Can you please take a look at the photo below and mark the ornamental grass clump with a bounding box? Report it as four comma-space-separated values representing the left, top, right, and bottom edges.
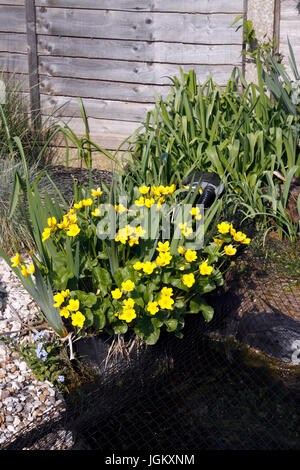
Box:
2, 162, 251, 346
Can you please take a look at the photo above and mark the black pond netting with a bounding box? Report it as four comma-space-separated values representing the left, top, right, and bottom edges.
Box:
2, 241, 300, 451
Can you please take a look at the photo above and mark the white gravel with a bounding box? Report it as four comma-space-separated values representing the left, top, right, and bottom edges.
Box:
0, 257, 72, 450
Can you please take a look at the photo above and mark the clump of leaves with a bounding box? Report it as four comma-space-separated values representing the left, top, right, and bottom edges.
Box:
1, 331, 68, 391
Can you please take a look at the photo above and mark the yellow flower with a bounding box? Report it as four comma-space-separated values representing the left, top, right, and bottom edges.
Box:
27, 263, 35, 275
157, 241, 170, 253
233, 231, 246, 242
133, 261, 144, 271
20, 265, 28, 278
150, 186, 161, 197
118, 309, 136, 323
42, 227, 52, 242
240, 237, 251, 244
189, 207, 202, 220
147, 301, 159, 315
114, 204, 127, 213
161, 287, 173, 297
166, 184, 176, 195
224, 244, 237, 256
66, 224, 81, 237
135, 196, 145, 207
66, 298, 80, 312
182, 273, 195, 288
142, 261, 156, 275
213, 238, 224, 247
53, 292, 65, 308
217, 222, 230, 234
184, 249, 197, 263
199, 188, 203, 195
82, 198, 93, 207
139, 185, 150, 195
123, 298, 135, 310
121, 279, 135, 292
111, 288, 123, 300
179, 223, 193, 237
74, 200, 84, 210
178, 246, 185, 255
144, 197, 155, 208
155, 196, 165, 210
229, 224, 236, 236
61, 289, 70, 299
11, 253, 21, 267
68, 212, 78, 224
47, 217, 57, 229
59, 307, 70, 319
135, 225, 147, 238
91, 208, 101, 217
199, 261, 213, 276
71, 311, 86, 328
57, 216, 70, 229
91, 188, 103, 197
128, 236, 139, 246
156, 252, 172, 267
158, 295, 174, 310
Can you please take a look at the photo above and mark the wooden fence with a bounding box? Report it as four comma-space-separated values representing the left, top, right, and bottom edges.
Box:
0, 0, 293, 169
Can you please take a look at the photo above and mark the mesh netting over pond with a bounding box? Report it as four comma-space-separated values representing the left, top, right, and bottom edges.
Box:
2, 240, 300, 451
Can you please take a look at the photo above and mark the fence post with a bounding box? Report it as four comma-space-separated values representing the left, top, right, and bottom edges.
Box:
273, 0, 281, 57
25, 0, 41, 130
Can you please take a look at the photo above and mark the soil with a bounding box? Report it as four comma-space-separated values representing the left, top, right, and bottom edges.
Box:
47, 165, 113, 204
222, 238, 300, 323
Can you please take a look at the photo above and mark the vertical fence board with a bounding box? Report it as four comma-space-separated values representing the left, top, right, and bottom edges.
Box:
25, 0, 41, 128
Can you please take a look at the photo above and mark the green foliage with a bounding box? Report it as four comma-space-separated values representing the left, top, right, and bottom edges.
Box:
1, 333, 67, 390
123, 65, 299, 241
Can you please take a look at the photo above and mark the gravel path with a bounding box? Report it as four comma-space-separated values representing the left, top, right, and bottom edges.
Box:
0, 258, 70, 450
0, 166, 114, 449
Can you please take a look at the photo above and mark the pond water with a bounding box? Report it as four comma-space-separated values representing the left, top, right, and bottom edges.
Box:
68, 323, 300, 451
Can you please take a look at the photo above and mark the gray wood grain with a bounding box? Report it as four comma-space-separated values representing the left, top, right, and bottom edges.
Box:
0, 52, 28, 73
0, 5, 26, 33
37, 35, 242, 65
39, 76, 170, 103
39, 56, 236, 85
40, 94, 154, 122
0, 32, 27, 53
36, 9, 242, 44
35, 0, 243, 14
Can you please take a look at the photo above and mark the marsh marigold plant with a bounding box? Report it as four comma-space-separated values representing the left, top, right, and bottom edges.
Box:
7, 181, 250, 345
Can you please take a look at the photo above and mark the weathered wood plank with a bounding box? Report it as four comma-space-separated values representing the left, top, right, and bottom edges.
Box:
44, 115, 140, 149
0, 32, 27, 53
35, 0, 243, 14
37, 35, 242, 65
47, 145, 125, 171
0, 52, 28, 73
0, 6, 26, 33
36, 9, 242, 44
280, 21, 300, 44
26, 0, 41, 128
40, 95, 154, 122
39, 56, 236, 86
0, 72, 29, 91
40, 76, 170, 103
0, 1, 24, 5
279, 0, 300, 20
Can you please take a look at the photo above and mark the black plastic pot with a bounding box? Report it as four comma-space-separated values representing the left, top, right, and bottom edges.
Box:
182, 171, 225, 208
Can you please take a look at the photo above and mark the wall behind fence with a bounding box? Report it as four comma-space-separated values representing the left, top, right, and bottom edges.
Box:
0, 0, 246, 168
279, 0, 300, 72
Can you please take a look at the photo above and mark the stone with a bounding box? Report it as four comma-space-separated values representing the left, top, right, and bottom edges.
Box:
0, 341, 7, 361
13, 416, 21, 427
18, 361, 27, 372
